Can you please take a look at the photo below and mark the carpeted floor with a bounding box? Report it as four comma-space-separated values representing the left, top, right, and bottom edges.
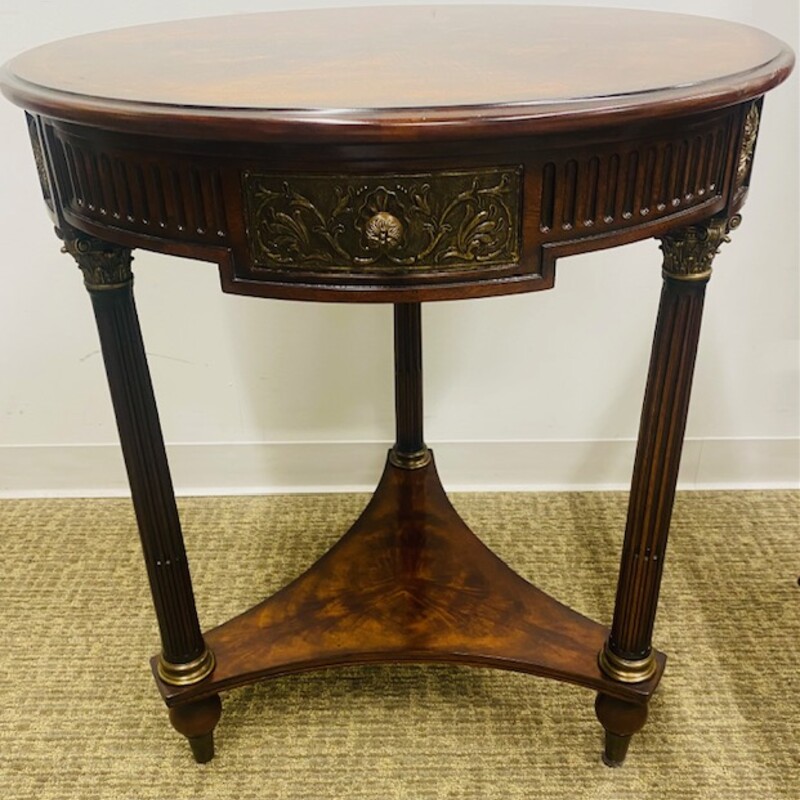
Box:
1, 490, 798, 799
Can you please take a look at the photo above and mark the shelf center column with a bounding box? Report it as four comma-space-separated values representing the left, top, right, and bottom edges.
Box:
390, 303, 431, 469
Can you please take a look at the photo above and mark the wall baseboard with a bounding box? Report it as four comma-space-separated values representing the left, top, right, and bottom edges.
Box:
0, 438, 797, 498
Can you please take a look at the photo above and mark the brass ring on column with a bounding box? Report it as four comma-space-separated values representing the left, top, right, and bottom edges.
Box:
598, 646, 657, 684
157, 648, 216, 686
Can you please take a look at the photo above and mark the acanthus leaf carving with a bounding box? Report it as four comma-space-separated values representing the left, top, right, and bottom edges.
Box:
657, 214, 742, 281
244, 168, 521, 273
57, 227, 134, 289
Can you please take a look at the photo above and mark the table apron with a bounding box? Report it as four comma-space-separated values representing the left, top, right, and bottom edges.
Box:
29, 102, 758, 302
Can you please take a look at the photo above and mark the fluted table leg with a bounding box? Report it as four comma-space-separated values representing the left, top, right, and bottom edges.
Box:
59, 227, 218, 761
596, 214, 741, 765
390, 302, 430, 469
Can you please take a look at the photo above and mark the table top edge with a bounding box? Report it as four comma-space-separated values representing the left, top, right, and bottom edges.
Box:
1, 48, 794, 144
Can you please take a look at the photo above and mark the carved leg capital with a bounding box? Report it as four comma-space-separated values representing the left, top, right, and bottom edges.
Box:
657, 213, 741, 282
56, 226, 133, 290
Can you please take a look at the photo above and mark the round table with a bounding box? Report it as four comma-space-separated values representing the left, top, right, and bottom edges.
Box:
1, 5, 793, 768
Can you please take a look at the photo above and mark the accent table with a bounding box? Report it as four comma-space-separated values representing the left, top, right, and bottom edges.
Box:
1, 5, 793, 767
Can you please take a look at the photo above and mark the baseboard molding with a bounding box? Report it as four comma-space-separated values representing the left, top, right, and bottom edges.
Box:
0, 438, 797, 498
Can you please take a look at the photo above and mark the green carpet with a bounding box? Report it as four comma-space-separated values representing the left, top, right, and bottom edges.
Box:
1, 490, 798, 799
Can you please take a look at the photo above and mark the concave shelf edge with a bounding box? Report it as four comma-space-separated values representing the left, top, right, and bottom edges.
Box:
151, 454, 666, 707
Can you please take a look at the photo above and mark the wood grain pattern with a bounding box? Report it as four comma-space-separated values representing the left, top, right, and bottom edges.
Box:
0, 8, 792, 142
153, 455, 665, 708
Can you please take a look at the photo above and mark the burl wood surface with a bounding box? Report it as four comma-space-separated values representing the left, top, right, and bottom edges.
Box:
1, 7, 792, 140
153, 455, 664, 708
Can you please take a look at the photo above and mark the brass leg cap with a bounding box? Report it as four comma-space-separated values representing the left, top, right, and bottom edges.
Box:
158, 648, 216, 686
598, 646, 657, 684
389, 446, 431, 470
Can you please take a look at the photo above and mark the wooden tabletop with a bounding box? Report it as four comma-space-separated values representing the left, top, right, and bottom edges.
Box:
1, 6, 793, 141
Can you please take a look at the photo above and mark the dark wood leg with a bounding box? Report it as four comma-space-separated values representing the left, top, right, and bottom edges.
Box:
595, 694, 648, 767
390, 302, 430, 469
59, 228, 216, 753
597, 214, 741, 763
169, 695, 222, 764
601, 273, 709, 682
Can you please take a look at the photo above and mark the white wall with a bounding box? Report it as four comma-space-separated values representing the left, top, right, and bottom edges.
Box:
0, 0, 797, 495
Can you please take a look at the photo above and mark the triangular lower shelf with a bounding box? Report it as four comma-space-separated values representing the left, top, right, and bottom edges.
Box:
154, 453, 664, 706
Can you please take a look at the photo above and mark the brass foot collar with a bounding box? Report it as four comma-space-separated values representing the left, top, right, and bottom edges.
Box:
158, 647, 216, 686
389, 446, 431, 470
598, 646, 657, 684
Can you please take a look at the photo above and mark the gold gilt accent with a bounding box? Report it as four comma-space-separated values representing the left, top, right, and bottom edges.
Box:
658, 214, 742, 282
389, 446, 432, 470
365, 211, 404, 250
157, 648, 216, 687
736, 102, 760, 188
598, 647, 657, 684
57, 228, 134, 290
243, 167, 521, 273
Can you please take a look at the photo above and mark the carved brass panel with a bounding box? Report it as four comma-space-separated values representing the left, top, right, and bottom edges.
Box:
243, 168, 522, 273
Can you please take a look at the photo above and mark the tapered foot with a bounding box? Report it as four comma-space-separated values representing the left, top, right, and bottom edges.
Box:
168, 694, 222, 763
595, 693, 648, 768
602, 732, 632, 768
187, 731, 215, 764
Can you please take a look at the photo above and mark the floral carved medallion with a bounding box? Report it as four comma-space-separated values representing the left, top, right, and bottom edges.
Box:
243, 167, 522, 273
